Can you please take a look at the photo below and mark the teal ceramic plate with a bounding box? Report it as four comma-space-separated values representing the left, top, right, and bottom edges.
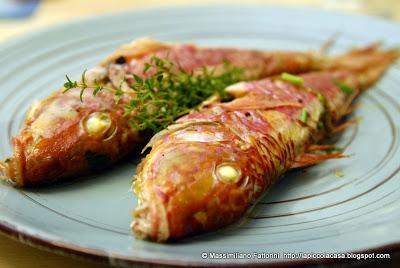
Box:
0, 5, 399, 267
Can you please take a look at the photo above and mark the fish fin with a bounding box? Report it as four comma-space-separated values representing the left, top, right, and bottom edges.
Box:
101, 38, 167, 66
222, 94, 303, 111
306, 144, 337, 151
225, 82, 251, 98
198, 94, 221, 109
332, 117, 360, 134
329, 44, 399, 90
319, 32, 339, 54
343, 103, 361, 116
291, 152, 349, 168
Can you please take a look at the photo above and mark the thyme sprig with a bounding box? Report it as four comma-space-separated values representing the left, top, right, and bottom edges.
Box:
64, 70, 105, 102
63, 56, 244, 132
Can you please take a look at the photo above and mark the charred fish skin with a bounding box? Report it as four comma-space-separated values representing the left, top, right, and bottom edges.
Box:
0, 38, 326, 187
131, 46, 398, 242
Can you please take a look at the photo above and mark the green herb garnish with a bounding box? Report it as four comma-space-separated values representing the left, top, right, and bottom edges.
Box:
300, 108, 309, 123
92, 80, 104, 96
334, 79, 353, 96
63, 75, 77, 91
4, 158, 11, 163
64, 57, 244, 132
125, 58, 242, 132
281, 72, 304, 86
63, 70, 88, 102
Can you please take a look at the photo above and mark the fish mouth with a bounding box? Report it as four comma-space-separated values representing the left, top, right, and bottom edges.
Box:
131, 198, 170, 242
0, 138, 26, 187
131, 202, 153, 240
0, 158, 23, 187
131, 169, 170, 242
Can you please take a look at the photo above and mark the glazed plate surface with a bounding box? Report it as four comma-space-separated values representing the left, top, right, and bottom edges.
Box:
0, 5, 399, 266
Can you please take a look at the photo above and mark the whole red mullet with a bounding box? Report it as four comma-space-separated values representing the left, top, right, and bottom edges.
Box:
132, 45, 398, 242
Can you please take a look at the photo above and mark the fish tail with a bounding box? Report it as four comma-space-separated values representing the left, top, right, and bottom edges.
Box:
330, 44, 399, 91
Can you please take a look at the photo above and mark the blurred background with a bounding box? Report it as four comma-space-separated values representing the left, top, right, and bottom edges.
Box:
1, 0, 400, 42
0, 1, 399, 268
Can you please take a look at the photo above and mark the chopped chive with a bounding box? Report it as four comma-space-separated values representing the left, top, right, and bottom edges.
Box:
334, 79, 353, 96
281, 72, 304, 86
300, 108, 309, 123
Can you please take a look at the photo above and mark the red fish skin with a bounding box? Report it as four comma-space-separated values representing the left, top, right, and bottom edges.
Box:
132, 47, 399, 241
106, 39, 323, 86
1, 39, 325, 187
133, 78, 322, 241
109, 44, 322, 89
7, 89, 140, 186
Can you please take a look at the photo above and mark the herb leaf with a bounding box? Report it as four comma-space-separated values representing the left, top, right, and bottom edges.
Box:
334, 79, 353, 96
93, 80, 104, 96
63, 75, 77, 91
122, 56, 244, 132
281, 72, 304, 86
63, 56, 245, 133
300, 108, 309, 123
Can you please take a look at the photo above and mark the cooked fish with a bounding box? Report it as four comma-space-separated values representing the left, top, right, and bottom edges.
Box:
132, 45, 398, 241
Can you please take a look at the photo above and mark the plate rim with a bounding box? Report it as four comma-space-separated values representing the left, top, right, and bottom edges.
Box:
1, 220, 399, 267
1, 3, 399, 48
1, 4, 400, 267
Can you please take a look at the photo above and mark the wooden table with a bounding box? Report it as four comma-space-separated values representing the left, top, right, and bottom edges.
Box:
0, 1, 399, 267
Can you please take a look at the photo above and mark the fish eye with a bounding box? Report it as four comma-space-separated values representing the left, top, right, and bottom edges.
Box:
215, 163, 241, 183
82, 112, 117, 140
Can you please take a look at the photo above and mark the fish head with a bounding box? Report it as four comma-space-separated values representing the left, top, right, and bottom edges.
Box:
1, 88, 137, 186
132, 121, 259, 241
